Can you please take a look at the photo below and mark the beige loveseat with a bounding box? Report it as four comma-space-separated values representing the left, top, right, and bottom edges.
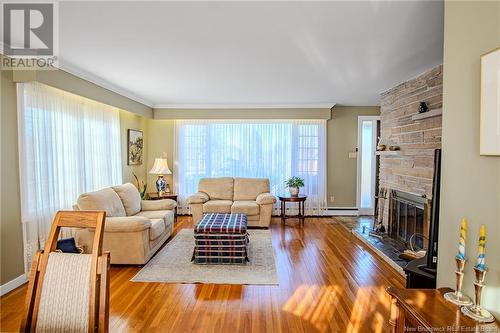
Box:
74, 183, 176, 264
186, 177, 276, 228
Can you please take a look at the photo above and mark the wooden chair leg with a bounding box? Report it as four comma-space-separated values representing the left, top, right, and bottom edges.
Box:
98, 252, 110, 333
20, 250, 43, 333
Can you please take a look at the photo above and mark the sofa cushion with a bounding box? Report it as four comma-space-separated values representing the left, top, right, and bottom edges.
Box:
231, 201, 260, 216
77, 188, 126, 217
149, 218, 166, 240
135, 210, 174, 226
199, 177, 234, 200
202, 200, 233, 213
234, 178, 270, 201
112, 183, 141, 216
141, 199, 176, 211
104, 216, 151, 233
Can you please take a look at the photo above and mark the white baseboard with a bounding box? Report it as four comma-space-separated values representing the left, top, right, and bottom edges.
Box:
1, 274, 27, 296
324, 208, 359, 216
270, 211, 359, 217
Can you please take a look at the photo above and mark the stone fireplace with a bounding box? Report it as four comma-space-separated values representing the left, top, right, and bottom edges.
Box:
378, 65, 443, 242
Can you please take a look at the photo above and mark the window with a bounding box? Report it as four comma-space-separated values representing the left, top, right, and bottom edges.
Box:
174, 119, 327, 214
17, 82, 122, 273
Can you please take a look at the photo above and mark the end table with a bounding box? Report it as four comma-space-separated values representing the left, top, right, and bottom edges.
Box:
278, 194, 307, 227
147, 192, 178, 222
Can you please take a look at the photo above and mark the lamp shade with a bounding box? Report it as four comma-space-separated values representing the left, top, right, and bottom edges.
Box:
149, 158, 172, 175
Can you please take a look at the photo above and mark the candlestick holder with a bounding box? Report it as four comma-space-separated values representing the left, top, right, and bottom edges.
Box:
444, 257, 472, 306
461, 267, 495, 323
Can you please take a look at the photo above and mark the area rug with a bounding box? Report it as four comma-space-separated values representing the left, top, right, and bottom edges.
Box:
131, 229, 279, 285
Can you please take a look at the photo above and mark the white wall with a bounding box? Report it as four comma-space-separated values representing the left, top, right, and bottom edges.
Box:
438, 0, 500, 318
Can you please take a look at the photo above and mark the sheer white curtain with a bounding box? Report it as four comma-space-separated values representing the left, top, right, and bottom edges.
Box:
17, 82, 122, 273
174, 119, 327, 215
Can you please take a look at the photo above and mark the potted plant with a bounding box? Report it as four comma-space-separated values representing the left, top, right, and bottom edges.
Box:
285, 176, 304, 196
133, 173, 148, 199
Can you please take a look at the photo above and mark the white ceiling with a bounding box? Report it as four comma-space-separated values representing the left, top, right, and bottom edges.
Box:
56, 1, 444, 108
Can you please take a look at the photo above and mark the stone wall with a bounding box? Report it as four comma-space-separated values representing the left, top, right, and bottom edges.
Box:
378, 65, 442, 226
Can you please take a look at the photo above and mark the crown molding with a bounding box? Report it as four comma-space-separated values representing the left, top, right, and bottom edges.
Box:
55, 60, 153, 108
35, 59, 338, 110
153, 103, 335, 109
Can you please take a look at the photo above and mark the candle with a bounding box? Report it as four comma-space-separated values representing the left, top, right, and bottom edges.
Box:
475, 225, 486, 271
456, 218, 467, 261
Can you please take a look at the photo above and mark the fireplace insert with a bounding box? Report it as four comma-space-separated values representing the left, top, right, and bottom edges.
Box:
389, 190, 430, 250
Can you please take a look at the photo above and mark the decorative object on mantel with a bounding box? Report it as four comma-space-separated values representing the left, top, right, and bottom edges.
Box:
127, 129, 143, 165
149, 156, 172, 196
284, 176, 304, 196
444, 218, 472, 306
132, 172, 147, 199
461, 225, 494, 323
376, 136, 386, 151
480, 47, 500, 156
418, 101, 429, 113
411, 108, 443, 121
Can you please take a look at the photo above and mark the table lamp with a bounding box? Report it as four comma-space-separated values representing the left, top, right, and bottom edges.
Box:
149, 158, 172, 195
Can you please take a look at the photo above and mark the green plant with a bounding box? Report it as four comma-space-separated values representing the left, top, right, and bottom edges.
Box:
133, 173, 148, 199
285, 176, 305, 188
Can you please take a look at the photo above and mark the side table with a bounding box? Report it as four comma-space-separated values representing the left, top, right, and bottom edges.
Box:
386, 287, 499, 332
278, 194, 307, 227
147, 192, 178, 222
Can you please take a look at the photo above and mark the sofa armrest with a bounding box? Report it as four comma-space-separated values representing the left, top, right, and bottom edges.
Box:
186, 192, 210, 204
256, 193, 276, 205
141, 199, 176, 211
104, 216, 151, 233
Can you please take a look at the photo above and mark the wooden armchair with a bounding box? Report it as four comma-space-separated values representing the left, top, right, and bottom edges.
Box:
20, 211, 110, 333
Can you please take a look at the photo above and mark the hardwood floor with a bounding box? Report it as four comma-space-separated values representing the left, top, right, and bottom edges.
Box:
0, 216, 405, 333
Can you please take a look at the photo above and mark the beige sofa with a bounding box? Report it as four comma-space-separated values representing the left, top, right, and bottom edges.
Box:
74, 183, 176, 264
186, 177, 276, 228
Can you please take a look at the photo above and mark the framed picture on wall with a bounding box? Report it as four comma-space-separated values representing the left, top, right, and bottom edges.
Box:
480, 47, 500, 156
128, 129, 143, 165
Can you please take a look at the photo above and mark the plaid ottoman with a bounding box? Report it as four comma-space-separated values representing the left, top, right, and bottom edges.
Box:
192, 213, 249, 264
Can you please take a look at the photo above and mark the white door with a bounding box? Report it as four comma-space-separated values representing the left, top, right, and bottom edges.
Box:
356, 116, 379, 215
